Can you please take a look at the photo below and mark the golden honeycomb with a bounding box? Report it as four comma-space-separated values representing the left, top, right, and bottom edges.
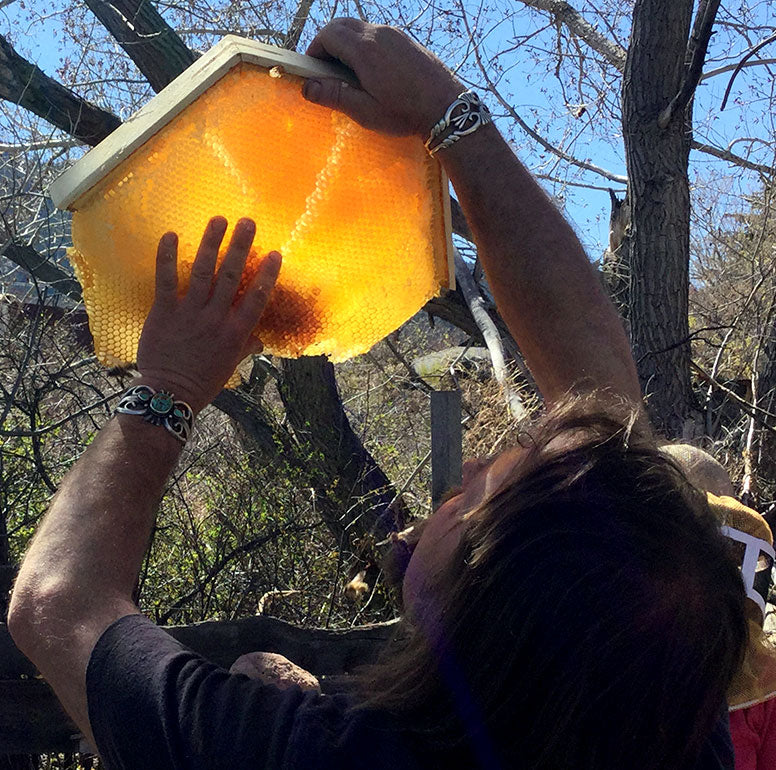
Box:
65, 62, 451, 368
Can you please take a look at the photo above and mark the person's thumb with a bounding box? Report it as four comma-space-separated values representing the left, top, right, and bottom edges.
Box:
302, 78, 383, 131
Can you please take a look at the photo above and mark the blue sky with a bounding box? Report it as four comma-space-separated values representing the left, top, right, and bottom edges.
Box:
2, 1, 774, 260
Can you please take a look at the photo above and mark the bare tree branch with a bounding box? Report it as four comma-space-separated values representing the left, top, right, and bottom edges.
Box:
701, 57, 776, 82
692, 361, 776, 432
473, 3, 775, 180
460, 9, 627, 184
691, 139, 776, 177
177, 27, 283, 40
493, 92, 627, 184
1, 240, 83, 303
84, 0, 198, 91
720, 30, 776, 111
516, 0, 626, 71
157, 525, 314, 624
383, 337, 434, 394
0, 138, 82, 152
284, 0, 315, 51
658, 0, 722, 128
0, 34, 121, 146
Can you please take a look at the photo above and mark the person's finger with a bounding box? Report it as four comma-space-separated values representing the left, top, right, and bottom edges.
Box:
306, 18, 365, 66
302, 78, 382, 130
210, 218, 257, 309
154, 232, 179, 307
186, 216, 228, 306
233, 250, 282, 329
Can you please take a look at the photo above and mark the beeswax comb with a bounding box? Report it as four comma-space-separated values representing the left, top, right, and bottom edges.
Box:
50, 36, 453, 366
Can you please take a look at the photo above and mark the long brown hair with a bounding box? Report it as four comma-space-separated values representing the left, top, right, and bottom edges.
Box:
355, 401, 748, 769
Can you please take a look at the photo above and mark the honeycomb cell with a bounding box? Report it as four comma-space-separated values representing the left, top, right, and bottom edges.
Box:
61, 56, 451, 371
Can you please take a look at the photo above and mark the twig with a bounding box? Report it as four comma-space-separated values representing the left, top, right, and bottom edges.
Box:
0, 391, 122, 437
459, 5, 627, 185
517, 0, 627, 71
158, 525, 314, 624
691, 140, 776, 178
701, 58, 776, 82
721, 31, 776, 111
383, 337, 434, 394
692, 361, 776, 431
0, 138, 82, 152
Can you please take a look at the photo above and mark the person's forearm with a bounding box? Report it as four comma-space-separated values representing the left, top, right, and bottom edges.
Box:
8, 218, 281, 744
8, 394, 182, 740
438, 123, 641, 406
9, 396, 181, 627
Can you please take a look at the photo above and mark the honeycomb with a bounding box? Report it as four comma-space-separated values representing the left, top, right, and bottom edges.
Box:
66, 63, 451, 368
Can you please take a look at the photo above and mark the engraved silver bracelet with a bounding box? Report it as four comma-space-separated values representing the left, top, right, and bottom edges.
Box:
115, 385, 194, 444
425, 91, 493, 156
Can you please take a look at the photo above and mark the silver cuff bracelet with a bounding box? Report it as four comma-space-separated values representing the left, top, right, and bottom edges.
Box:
116, 385, 194, 443
425, 91, 492, 156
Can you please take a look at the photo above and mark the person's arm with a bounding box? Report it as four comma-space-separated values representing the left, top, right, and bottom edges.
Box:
7, 216, 281, 745
303, 19, 641, 406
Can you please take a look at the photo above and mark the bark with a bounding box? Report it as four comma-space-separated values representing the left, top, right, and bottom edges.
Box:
0, 35, 120, 146
284, 0, 315, 51
622, 0, 697, 437
83, 0, 198, 92
0, 617, 395, 754
278, 357, 407, 547
601, 189, 632, 325
657, 0, 722, 128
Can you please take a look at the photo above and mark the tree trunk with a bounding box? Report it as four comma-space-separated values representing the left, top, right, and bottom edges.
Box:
279, 357, 406, 550
83, 0, 198, 92
0, 34, 120, 145
622, 0, 696, 437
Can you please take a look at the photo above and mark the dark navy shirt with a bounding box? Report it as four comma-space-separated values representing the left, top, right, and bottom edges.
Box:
87, 614, 734, 769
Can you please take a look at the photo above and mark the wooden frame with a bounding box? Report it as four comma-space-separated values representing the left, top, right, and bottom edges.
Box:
49, 36, 357, 212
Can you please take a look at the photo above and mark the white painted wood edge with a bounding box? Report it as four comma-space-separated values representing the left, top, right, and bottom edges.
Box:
49, 36, 356, 211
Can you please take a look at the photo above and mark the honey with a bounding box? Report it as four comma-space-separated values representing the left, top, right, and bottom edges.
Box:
60, 55, 451, 367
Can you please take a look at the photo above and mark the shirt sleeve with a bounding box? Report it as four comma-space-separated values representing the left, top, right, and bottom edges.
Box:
86, 613, 310, 770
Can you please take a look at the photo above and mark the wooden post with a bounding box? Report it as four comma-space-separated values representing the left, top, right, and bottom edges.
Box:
431, 390, 462, 509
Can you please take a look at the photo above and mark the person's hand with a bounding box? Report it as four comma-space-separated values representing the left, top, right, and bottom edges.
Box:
136, 216, 281, 413
302, 19, 463, 137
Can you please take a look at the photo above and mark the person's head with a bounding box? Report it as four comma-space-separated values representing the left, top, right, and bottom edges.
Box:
359, 400, 748, 769
658, 443, 736, 497
659, 443, 776, 709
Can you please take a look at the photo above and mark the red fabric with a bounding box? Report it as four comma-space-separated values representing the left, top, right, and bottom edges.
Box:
730, 698, 776, 770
